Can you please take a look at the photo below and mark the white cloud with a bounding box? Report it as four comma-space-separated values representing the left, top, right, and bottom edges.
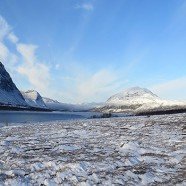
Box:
0, 14, 127, 103
0, 15, 52, 97
75, 3, 94, 11
16, 43, 51, 94
17, 63, 50, 93
0, 16, 11, 41
0, 16, 55, 99
0, 15, 51, 95
78, 70, 116, 97
59, 67, 124, 103
167, 0, 186, 32
8, 32, 19, 43
151, 77, 186, 101
0, 16, 18, 43
17, 44, 37, 65
0, 16, 18, 67
0, 40, 18, 69
0, 42, 8, 61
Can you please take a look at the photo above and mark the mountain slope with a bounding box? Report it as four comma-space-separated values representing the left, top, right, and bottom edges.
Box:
42, 97, 71, 111
21, 90, 47, 108
0, 62, 28, 107
107, 87, 160, 105
96, 87, 186, 113
43, 97, 103, 111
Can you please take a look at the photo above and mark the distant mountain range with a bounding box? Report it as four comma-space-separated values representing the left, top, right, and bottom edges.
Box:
0, 61, 186, 114
43, 97, 103, 111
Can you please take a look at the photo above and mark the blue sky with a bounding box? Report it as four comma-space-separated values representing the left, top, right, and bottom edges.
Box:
0, 0, 186, 103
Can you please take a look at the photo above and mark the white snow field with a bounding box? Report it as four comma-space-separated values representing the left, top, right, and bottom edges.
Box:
0, 114, 185, 185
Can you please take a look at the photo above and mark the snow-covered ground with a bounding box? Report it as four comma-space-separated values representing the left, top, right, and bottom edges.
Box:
0, 114, 185, 185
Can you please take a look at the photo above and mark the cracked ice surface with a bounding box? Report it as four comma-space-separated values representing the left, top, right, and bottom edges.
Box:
0, 114, 185, 185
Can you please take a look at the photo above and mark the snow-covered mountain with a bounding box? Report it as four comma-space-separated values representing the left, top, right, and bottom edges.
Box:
96, 87, 186, 113
0, 62, 28, 107
21, 90, 47, 108
107, 87, 159, 105
42, 97, 60, 104
43, 97, 103, 111
1, 60, 185, 114
42, 97, 71, 111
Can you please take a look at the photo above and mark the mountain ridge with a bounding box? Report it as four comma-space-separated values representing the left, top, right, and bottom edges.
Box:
0, 62, 28, 107
21, 90, 47, 108
95, 87, 186, 114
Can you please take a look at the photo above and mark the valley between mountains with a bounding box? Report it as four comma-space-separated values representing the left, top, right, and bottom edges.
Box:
0, 62, 186, 115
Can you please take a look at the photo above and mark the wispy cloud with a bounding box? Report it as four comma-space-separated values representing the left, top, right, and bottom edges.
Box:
17, 44, 37, 65
65, 2, 94, 56
58, 65, 125, 103
151, 77, 186, 101
16, 43, 51, 93
0, 16, 11, 41
0, 16, 18, 69
8, 32, 19, 43
167, 0, 186, 32
1, 15, 121, 103
77, 69, 117, 102
0, 42, 8, 61
0, 15, 51, 95
75, 3, 94, 11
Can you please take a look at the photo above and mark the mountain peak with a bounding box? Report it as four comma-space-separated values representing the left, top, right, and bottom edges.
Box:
107, 87, 158, 104
21, 90, 46, 108
24, 90, 40, 99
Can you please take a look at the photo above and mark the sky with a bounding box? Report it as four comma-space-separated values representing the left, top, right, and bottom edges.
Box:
0, 0, 186, 103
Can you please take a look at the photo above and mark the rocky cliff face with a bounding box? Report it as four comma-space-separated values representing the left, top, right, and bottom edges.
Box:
0, 62, 27, 107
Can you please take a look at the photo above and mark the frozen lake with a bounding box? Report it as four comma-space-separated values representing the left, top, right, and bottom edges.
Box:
0, 111, 102, 127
